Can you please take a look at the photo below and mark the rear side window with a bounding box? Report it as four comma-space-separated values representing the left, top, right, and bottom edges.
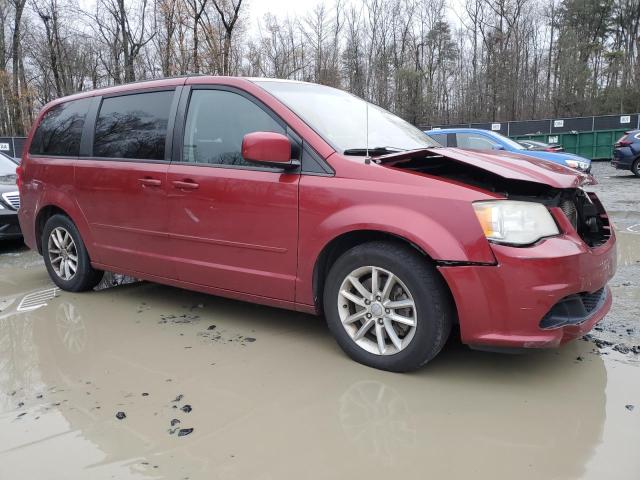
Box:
182, 89, 285, 167
93, 90, 174, 160
456, 133, 498, 150
29, 98, 91, 156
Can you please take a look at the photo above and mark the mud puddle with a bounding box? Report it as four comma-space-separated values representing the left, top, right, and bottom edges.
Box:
0, 266, 639, 479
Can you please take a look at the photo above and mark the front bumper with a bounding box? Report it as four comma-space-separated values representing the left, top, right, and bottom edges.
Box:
0, 209, 22, 239
439, 229, 616, 349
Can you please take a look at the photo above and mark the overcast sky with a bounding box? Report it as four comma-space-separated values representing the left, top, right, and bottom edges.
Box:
245, 0, 462, 34
245, 0, 324, 23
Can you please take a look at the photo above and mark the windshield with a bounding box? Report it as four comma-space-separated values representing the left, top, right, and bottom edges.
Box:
255, 80, 437, 153
0, 153, 17, 176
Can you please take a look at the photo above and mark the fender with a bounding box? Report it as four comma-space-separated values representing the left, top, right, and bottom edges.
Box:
295, 202, 496, 307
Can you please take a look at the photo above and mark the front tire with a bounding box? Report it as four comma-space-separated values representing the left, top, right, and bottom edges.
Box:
323, 241, 453, 372
632, 158, 640, 178
42, 214, 104, 292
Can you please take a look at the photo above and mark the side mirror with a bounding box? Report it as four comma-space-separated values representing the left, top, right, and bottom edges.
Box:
241, 132, 297, 169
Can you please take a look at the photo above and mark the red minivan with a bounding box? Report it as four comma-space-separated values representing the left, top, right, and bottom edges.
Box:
17, 77, 617, 371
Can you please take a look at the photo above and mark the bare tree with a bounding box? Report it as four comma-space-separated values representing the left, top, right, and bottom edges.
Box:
1, 0, 639, 136
186, 0, 207, 73
9, 0, 26, 134
210, 0, 243, 75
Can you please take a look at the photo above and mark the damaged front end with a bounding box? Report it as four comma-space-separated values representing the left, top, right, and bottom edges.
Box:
376, 147, 611, 248
375, 147, 616, 350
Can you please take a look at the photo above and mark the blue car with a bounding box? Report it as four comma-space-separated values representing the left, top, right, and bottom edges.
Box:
425, 128, 591, 172
612, 130, 640, 177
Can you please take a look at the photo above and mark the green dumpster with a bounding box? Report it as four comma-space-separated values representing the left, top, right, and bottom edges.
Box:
512, 129, 629, 160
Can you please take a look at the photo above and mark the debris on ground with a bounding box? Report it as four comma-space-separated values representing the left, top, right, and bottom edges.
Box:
613, 344, 631, 354
115, 411, 126, 420
582, 334, 640, 356
197, 328, 258, 346
625, 405, 635, 412
178, 428, 194, 437
159, 313, 200, 324
181, 405, 192, 413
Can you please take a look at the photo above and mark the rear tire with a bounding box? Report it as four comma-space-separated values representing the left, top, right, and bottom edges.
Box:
323, 241, 453, 372
42, 214, 103, 292
632, 158, 640, 178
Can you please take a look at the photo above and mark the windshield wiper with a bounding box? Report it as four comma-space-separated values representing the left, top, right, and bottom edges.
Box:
343, 146, 407, 156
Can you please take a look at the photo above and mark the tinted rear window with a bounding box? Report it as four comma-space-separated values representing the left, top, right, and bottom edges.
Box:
29, 98, 91, 156
93, 90, 174, 160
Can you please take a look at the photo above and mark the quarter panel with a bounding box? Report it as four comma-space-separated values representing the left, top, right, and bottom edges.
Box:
19, 156, 95, 255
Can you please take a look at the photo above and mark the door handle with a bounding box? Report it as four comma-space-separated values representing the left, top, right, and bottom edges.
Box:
138, 178, 162, 187
172, 180, 199, 190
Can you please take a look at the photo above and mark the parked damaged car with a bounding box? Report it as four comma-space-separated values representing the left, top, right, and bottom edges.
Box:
17, 77, 616, 372
426, 128, 591, 172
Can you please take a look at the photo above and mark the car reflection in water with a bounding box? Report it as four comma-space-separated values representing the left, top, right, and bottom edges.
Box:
0, 278, 608, 479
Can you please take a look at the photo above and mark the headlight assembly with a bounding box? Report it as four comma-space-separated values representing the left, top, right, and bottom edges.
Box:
565, 159, 590, 171
473, 200, 559, 246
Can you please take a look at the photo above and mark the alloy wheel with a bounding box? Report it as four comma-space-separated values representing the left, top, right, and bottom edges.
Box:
337, 266, 417, 355
48, 227, 79, 281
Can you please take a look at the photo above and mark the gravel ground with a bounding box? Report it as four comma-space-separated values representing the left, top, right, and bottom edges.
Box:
586, 161, 640, 351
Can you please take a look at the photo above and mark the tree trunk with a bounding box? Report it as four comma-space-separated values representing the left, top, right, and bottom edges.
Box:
11, 0, 26, 135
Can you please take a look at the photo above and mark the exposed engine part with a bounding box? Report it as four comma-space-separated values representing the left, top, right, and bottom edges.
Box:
560, 199, 578, 230
389, 153, 611, 248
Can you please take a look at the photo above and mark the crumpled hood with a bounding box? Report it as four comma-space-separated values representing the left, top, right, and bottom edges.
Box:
375, 147, 596, 189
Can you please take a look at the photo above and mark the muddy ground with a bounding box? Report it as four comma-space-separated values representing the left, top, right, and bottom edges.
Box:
0, 161, 638, 479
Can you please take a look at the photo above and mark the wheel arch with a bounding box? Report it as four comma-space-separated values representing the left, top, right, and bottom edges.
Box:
312, 229, 456, 317
36, 205, 81, 253
34, 200, 94, 258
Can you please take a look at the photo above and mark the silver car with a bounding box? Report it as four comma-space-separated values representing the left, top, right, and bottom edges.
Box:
0, 152, 21, 240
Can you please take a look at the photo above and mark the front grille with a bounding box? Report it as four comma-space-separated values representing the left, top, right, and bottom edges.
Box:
540, 288, 607, 329
2, 191, 20, 210
581, 289, 604, 312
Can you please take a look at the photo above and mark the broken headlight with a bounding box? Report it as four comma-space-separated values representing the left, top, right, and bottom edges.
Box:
473, 200, 559, 246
